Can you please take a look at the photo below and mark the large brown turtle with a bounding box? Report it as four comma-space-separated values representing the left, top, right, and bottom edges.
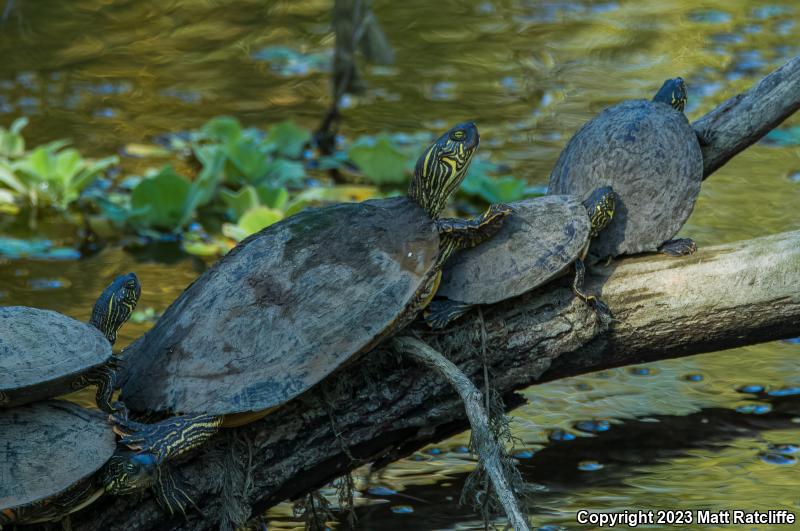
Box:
117, 122, 510, 451
548, 77, 703, 259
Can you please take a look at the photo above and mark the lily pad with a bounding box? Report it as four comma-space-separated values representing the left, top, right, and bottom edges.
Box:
130, 166, 192, 231
222, 206, 284, 241
265, 120, 311, 158
348, 135, 407, 184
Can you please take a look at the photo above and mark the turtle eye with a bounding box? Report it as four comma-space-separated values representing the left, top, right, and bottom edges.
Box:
449, 130, 465, 141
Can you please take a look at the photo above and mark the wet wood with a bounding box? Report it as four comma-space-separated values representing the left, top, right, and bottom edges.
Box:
68, 229, 800, 531
693, 55, 800, 179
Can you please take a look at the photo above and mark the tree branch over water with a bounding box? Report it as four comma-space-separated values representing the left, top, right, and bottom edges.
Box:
693, 55, 800, 179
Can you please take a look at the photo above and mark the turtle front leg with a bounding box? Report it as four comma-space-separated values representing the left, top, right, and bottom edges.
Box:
436, 203, 512, 265
81, 357, 121, 414
659, 238, 697, 256
424, 298, 474, 329
112, 412, 223, 464
572, 259, 613, 323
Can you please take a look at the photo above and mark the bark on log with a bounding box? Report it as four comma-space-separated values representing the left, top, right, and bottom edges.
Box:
69, 229, 800, 531
693, 55, 800, 179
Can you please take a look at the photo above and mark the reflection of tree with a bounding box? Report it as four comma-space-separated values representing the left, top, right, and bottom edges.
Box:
316, 0, 394, 155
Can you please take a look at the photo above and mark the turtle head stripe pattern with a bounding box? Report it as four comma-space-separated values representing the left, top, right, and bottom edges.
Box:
408, 121, 480, 218
652, 77, 687, 112
582, 186, 616, 238
101, 451, 158, 495
89, 272, 141, 345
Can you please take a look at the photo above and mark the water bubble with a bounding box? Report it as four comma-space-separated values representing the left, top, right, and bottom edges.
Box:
367, 486, 397, 496
759, 452, 797, 466
737, 384, 764, 394
513, 450, 535, 459
453, 445, 470, 454
28, 278, 66, 290
735, 403, 771, 415
787, 172, 800, 183
629, 367, 657, 376
549, 430, 576, 442
767, 444, 800, 455
767, 387, 800, 397
391, 505, 414, 514
688, 9, 732, 24
578, 461, 604, 471
684, 373, 704, 382
574, 420, 610, 433
426, 447, 442, 455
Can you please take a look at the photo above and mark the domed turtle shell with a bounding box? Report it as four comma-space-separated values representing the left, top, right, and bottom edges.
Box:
0, 400, 116, 516
120, 196, 440, 416
0, 307, 112, 408
548, 99, 702, 258
436, 195, 590, 305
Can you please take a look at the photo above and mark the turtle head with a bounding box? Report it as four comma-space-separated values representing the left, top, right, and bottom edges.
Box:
102, 451, 158, 495
582, 186, 615, 238
652, 77, 687, 112
90, 272, 141, 345
408, 121, 480, 218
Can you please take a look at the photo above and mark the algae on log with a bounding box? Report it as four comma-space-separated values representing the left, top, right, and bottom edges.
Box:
68, 229, 800, 531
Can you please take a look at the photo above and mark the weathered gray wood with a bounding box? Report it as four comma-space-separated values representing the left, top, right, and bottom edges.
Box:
69, 229, 800, 531
694, 55, 800, 179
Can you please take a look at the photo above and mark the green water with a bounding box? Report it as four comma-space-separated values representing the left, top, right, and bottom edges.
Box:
0, 1, 799, 529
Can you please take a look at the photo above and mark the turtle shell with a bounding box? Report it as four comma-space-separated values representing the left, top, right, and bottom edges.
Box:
121, 196, 439, 416
0, 307, 112, 408
436, 195, 590, 305
0, 400, 115, 511
548, 99, 703, 258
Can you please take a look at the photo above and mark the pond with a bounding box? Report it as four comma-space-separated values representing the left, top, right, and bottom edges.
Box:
0, 0, 799, 529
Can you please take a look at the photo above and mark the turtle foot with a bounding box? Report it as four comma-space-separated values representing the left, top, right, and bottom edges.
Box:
424, 299, 473, 329
659, 238, 697, 256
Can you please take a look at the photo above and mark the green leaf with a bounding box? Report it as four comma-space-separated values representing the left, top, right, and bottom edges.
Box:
222, 206, 283, 241
265, 120, 311, 158
461, 173, 537, 204
348, 135, 407, 184
256, 185, 289, 209
200, 116, 243, 145
220, 186, 260, 220
130, 166, 192, 231
225, 138, 271, 184
263, 158, 305, 185
185, 144, 225, 218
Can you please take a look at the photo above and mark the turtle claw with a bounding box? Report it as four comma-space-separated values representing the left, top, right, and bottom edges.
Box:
588, 297, 617, 326
659, 238, 697, 256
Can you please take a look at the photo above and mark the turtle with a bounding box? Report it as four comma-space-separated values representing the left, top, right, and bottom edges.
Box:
0, 400, 218, 526
548, 77, 703, 260
115, 122, 512, 455
425, 186, 616, 329
0, 272, 140, 412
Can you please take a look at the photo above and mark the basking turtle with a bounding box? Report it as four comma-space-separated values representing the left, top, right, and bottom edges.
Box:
425, 187, 616, 329
118, 122, 510, 448
0, 400, 216, 525
548, 77, 702, 259
0, 273, 140, 412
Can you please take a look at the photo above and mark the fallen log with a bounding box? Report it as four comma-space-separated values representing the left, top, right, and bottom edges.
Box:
69, 229, 800, 531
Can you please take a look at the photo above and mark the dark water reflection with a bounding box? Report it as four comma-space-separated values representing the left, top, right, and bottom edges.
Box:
0, 0, 799, 529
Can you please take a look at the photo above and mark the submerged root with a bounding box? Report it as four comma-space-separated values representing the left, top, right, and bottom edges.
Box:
391, 335, 533, 531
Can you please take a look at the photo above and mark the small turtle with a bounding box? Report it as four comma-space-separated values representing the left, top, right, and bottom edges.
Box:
0, 400, 215, 525
425, 187, 616, 329
115, 122, 510, 456
0, 273, 140, 412
548, 77, 702, 259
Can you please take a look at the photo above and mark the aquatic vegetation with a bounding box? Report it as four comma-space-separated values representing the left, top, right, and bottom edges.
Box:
0, 118, 117, 210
